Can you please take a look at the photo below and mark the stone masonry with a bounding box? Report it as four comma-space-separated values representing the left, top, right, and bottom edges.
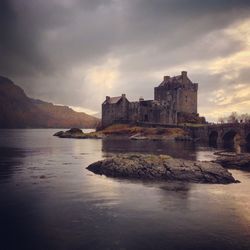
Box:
102, 71, 205, 128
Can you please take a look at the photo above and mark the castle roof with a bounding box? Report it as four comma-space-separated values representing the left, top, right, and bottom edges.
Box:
103, 95, 126, 105
158, 72, 192, 87
108, 96, 122, 104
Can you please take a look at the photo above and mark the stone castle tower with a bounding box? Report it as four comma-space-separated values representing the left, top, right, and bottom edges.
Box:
155, 71, 198, 113
102, 71, 204, 128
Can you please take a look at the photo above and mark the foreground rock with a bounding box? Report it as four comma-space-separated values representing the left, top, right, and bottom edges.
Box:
87, 154, 237, 184
214, 152, 250, 169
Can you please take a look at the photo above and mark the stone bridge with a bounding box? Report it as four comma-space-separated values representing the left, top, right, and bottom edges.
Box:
191, 123, 250, 148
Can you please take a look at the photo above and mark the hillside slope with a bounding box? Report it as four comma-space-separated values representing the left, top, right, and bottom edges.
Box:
0, 76, 99, 128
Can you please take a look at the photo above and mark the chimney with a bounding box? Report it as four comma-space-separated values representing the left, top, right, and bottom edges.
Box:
122, 94, 126, 98
181, 71, 187, 78
106, 96, 110, 102
164, 76, 170, 81
139, 96, 144, 102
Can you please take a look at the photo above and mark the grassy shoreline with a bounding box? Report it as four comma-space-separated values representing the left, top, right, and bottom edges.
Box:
54, 124, 187, 140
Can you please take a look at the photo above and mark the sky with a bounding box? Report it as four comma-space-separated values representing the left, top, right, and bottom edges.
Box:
1, 0, 250, 121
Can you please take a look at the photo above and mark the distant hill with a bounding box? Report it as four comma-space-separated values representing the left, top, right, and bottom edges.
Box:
0, 76, 100, 128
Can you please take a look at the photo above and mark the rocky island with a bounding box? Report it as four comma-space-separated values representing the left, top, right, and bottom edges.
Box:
214, 151, 250, 169
53, 124, 186, 140
87, 154, 237, 184
54, 128, 103, 139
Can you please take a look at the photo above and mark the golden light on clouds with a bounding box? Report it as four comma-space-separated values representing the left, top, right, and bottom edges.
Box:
163, 18, 250, 122
62, 18, 250, 121
85, 58, 120, 90
65, 57, 120, 114
204, 19, 250, 121
209, 19, 250, 74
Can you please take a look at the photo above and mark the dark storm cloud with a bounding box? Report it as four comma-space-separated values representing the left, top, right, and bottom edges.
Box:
0, 0, 250, 116
3, 0, 122, 67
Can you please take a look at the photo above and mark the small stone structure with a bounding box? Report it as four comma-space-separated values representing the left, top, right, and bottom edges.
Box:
102, 71, 205, 128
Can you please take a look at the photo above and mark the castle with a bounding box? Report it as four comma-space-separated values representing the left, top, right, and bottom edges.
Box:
102, 71, 205, 128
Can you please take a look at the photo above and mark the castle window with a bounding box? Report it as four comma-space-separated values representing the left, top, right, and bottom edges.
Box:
185, 96, 188, 103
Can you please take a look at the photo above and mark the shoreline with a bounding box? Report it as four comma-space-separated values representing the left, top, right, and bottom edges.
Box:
53, 126, 250, 175
53, 124, 187, 140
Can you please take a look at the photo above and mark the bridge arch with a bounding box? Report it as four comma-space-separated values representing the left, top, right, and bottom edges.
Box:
209, 131, 218, 146
222, 129, 241, 149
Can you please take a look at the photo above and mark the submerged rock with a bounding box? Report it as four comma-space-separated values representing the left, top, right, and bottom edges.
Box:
87, 154, 237, 184
214, 152, 250, 169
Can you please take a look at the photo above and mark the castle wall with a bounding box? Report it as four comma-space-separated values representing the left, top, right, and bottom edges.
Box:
102, 72, 202, 127
138, 101, 161, 123
155, 83, 198, 116
128, 102, 139, 122
178, 83, 198, 114
102, 97, 129, 127
154, 87, 178, 110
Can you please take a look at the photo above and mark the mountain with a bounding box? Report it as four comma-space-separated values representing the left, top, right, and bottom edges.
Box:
0, 76, 100, 128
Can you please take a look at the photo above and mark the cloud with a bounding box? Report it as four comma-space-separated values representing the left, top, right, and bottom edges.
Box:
1, 0, 250, 120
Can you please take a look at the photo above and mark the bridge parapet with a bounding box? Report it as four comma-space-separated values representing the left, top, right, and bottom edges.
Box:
190, 123, 250, 146
207, 123, 250, 129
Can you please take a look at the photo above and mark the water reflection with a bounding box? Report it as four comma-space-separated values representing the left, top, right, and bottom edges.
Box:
101, 137, 224, 162
0, 130, 250, 250
0, 147, 25, 180
102, 137, 200, 160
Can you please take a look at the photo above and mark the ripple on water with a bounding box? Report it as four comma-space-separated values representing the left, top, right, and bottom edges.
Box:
0, 130, 250, 250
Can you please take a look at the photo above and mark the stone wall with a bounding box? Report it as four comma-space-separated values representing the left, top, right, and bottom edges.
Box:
102, 96, 129, 127
178, 83, 198, 114
128, 101, 139, 122
154, 86, 178, 109
102, 72, 202, 127
154, 81, 198, 115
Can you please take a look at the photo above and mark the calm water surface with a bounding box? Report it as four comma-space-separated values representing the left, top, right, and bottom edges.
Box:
0, 129, 250, 250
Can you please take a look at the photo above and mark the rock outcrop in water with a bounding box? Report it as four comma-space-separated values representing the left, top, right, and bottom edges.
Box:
54, 124, 186, 140
54, 128, 103, 139
214, 152, 250, 169
87, 154, 237, 184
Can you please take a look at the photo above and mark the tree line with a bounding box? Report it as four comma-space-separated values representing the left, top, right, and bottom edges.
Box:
218, 112, 250, 124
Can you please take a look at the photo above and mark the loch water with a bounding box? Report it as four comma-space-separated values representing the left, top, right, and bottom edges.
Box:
0, 129, 250, 250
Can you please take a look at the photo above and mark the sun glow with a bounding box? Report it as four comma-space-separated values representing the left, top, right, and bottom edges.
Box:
85, 58, 120, 90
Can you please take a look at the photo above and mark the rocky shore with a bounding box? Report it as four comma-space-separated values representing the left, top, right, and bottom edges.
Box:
53, 128, 103, 139
87, 153, 237, 184
214, 151, 250, 169
53, 124, 186, 140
